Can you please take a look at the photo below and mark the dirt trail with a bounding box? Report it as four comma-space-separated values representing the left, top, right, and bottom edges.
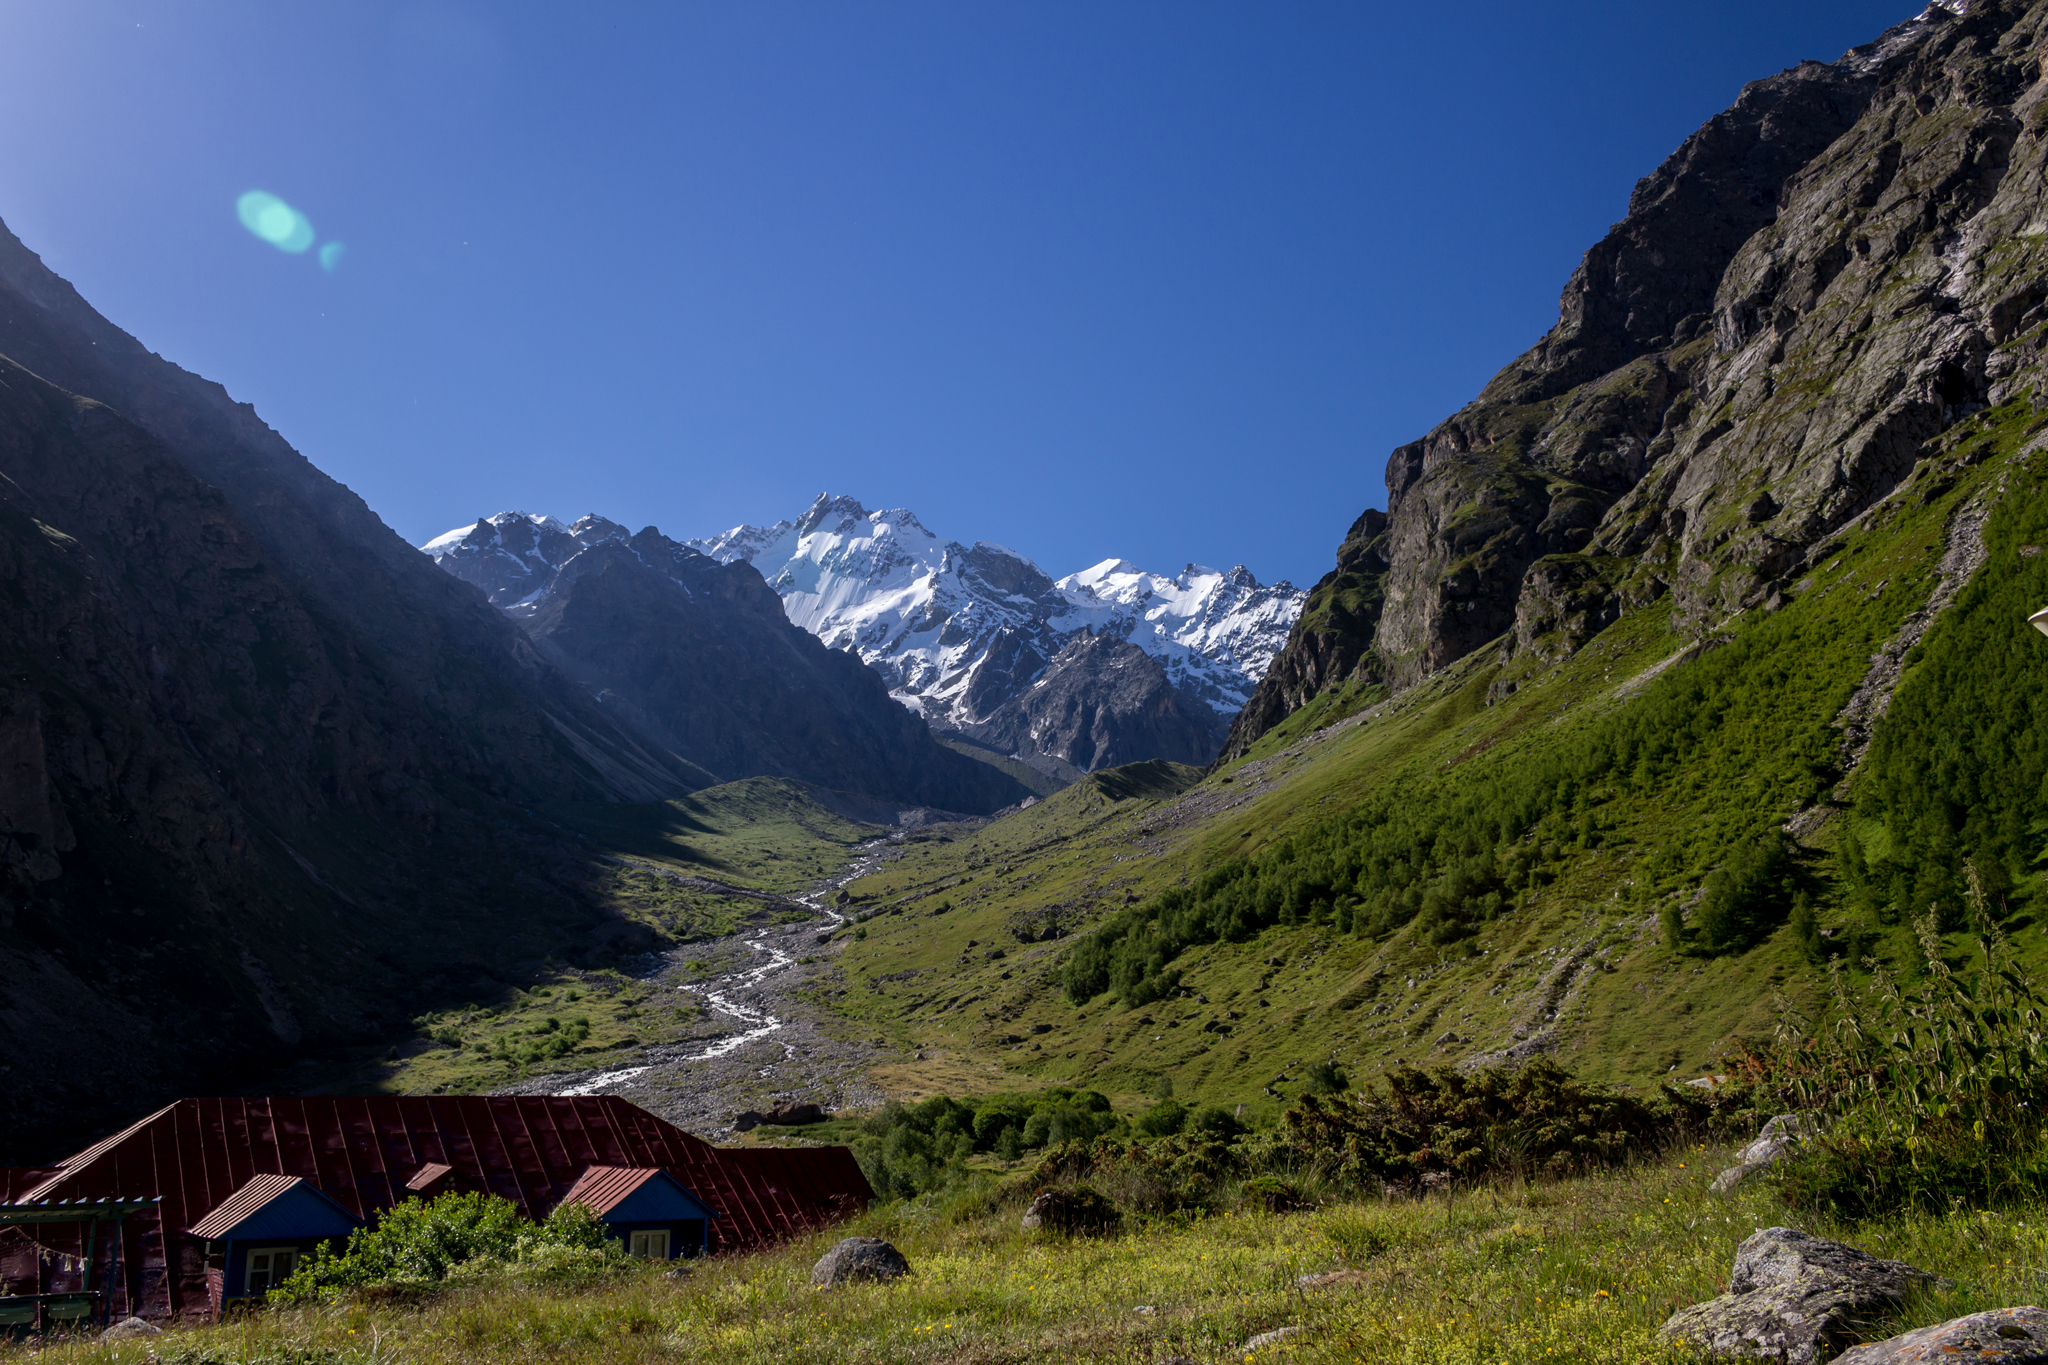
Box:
503, 838, 906, 1138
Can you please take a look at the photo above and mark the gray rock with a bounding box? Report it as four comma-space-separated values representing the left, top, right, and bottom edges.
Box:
1832, 1307, 2048, 1365
101, 1316, 161, 1340
1243, 1325, 1311, 1351
1731, 1227, 1936, 1298
1711, 1116, 1819, 1194
1710, 1162, 1767, 1194
1659, 1228, 1941, 1365
1737, 1114, 1818, 1168
809, 1236, 911, 1287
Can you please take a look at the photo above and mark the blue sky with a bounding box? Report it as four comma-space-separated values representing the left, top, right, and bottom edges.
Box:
0, 1, 1912, 589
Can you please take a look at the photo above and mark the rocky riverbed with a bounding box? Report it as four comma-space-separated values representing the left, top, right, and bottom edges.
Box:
501, 838, 906, 1139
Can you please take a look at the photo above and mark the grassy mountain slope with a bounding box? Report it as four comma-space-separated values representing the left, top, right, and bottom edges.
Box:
834, 401, 2048, 1111
819, 1, 2048, 1114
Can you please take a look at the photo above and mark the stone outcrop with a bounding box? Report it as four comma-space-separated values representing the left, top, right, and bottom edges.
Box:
1231, 0, 2048, 753
1833, 1306, 2048, 1365
1710, 1113, 1819, 1193
1660, 1227, 1944, 1365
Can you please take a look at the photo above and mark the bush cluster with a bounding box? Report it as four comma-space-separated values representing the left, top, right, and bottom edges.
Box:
271, 1192, 628, 1301
853, 1089, 1120, 1197
1011, 1059, 1755, 1221
1270, 1058, 1754, 1187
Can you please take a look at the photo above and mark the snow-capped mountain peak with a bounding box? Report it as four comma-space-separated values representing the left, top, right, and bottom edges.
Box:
679, 493, 1302, 727
420, 510, 568, 557
423, 492, 1305, 771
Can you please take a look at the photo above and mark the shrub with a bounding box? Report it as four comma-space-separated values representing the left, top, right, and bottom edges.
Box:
1021, 1183, 1122, 1235
1237, 1174, 1308, 1212
1691, 832, 1789, 951
1768, 892, 2048, 1217
1134, 1098, 1188, 1139
1305, 1060, 1350, 1095
1271, 1058, 1727, 1187
272, 1192, 628, 1301
1032, 1133, 1242, 1213
853, 1089, 1121, 1197
1189, 1105, 1245, 1141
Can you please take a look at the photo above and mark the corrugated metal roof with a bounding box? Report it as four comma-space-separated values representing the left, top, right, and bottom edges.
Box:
557, 1165, 664, 1216
187, 1174, 307, 1240
20, 1095, 871, 1319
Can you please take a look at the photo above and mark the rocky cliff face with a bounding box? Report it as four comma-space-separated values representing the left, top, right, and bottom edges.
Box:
1229, 0, 2036, 757
948, 631, 1230, 773
435, 513, 1027, 813
0, 221, 695, 1157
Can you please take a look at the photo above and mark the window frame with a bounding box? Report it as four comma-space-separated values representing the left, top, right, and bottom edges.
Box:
244, 1246, 299, 1295
628, 1228, 671, 1260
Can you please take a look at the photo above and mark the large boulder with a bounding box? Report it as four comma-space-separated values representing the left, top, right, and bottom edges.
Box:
1659, 1228, 1941, 1365
1831, 1307, 2048, 1365
810, 1236, 911, 1288
101, 1316, 161, 1340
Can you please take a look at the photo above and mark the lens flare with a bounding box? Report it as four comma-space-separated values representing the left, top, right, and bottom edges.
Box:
318, 242, 347, 272
235, 191, 315, 253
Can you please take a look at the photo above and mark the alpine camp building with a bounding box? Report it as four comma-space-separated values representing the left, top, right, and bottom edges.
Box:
0, 1095, 870, 1323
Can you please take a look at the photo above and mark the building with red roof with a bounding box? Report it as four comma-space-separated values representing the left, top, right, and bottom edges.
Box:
0, 1095, 870, 1321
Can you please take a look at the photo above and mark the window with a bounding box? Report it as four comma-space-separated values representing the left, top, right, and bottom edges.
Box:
628, 1229, 670, 1260
245, 1247, 297, 1294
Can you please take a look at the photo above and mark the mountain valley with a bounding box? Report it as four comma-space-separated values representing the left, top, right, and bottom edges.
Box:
9, 0, 2048, 1187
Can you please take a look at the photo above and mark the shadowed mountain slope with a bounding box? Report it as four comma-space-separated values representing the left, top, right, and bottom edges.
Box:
0, 223, 701, 1157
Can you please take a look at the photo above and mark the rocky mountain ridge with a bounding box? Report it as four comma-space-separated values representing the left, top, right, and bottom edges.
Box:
429, 495, 1304, 774
1230, 0, 2014, 756
430, 511, 1026, 812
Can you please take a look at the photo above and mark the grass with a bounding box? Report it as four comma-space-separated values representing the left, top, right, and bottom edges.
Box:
28, 1143, 2048, 1364
553, 776, 890, 896
358, 971, 708, 1096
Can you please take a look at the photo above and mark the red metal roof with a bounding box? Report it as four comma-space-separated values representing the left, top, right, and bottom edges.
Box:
20, 1095, 870, 1319
557, 1165, 665, 1216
